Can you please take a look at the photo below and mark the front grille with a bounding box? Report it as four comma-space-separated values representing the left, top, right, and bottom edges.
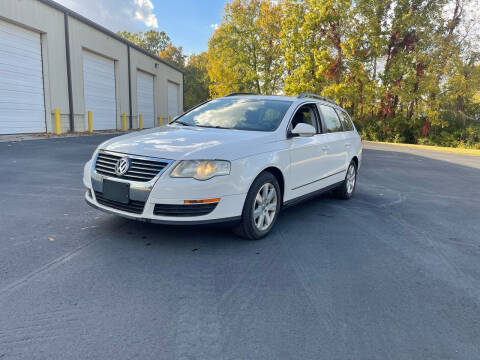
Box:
153, 203, 218, 217
94, 191, 145, 214
95, 152, 169, 182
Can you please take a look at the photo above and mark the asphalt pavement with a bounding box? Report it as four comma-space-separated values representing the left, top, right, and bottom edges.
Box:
0, 135, 479, 359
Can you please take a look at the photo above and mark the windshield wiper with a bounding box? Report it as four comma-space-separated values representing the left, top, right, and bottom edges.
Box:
196, 125, 229, 129
174, 120, 193, 126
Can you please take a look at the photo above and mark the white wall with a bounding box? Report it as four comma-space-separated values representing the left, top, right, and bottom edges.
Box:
130, 47, 183, 127
0, 0, 68, 132
0, 0, 183, 133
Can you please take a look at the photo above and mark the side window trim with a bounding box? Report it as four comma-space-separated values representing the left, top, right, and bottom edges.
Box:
285, 101, 321, 137
344, 111, 355, 131
312, 104, 323, 134
334, 108, 347, 132
315, 102, 327, 134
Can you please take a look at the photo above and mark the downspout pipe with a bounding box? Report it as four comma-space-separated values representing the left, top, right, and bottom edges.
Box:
127, 44, 133, 129
64, 13, 74, 132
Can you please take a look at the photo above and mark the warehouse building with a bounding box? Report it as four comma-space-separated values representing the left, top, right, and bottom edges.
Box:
0, 0, 184, 135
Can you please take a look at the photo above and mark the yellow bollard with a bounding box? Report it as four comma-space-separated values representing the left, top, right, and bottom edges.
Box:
158, 115, 162, 127
139, 114, 143, 130
122, 112, 127, 131
54, 109, 61, 135
88, 111, 93, 133
168, 115, 172, 123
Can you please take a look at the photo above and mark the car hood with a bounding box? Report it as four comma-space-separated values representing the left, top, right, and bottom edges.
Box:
100, 125, 278, 161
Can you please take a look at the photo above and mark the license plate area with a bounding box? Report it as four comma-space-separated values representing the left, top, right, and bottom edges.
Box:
102, 179, 130, 204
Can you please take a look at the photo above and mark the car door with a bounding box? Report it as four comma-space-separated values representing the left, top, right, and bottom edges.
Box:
316, 104, 348, 180
287, 103, 330, 192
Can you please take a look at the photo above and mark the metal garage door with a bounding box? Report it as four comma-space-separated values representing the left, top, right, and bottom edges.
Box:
0, 20, 45, 134
167, 82, 179, 118
83, 51, 116, 130
137, 71, 154, 128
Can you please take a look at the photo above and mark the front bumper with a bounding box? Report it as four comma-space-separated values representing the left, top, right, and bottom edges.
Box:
85, 189, 244, 225
83, 158, 246, 225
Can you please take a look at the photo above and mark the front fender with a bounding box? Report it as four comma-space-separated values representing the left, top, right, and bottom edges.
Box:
232, 149, 289, 197
83, 160, 93, 188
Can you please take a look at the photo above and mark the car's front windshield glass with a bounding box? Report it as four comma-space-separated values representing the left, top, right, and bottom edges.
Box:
173, 98, 293, 131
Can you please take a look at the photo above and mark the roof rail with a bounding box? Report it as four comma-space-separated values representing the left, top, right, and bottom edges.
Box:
225, 92, 256, 97
297, 93, 337, 105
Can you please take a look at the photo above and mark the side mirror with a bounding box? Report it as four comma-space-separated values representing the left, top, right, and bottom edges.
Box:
291, 123, 316, 137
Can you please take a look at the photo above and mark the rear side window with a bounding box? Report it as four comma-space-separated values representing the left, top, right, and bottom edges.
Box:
318, 105, 342, 133
336, 110, 354, 131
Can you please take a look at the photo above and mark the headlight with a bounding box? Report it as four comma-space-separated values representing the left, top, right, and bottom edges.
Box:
170, 160, 231, 180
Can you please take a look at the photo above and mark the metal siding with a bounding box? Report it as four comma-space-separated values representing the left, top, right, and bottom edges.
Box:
136, 70, 154, 128
167, 81, 179, 118
0, 20, 45, 134
83, 51, 116, 130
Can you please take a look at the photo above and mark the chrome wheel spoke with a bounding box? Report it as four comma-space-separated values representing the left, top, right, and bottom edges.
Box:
257, 213, 265, 228
266, 202, 276, 211
255, 193, 263, 206
264, 212, 271, 226
261, 185, 268, 202
266, 188, 275, 202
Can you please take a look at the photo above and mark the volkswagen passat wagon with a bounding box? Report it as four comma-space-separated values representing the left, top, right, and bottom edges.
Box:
83, 93, 362, 239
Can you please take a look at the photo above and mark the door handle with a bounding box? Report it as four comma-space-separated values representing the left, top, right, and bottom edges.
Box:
321, 146, 329, 151
345, 143, 351, 148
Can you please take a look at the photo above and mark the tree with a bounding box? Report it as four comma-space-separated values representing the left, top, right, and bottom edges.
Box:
207, 0, 284, 96
280, 0, 479, 147
117, 0, 480, 148
184, 52, 210, 110
117, 28, 209, 111
158, 44, 187, 68
117, 30, 171, 54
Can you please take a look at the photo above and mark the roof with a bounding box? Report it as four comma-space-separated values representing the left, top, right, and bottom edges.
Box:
220, 94, 297, 101
219, 94, 341, 107
37, 0, 184, 74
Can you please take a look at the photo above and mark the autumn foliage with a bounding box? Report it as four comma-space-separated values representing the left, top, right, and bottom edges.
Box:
207, 0, 480, 148
119, 0, 480, 148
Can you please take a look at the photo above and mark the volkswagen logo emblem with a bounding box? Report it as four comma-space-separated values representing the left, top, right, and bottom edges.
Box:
115, 157, 130, 176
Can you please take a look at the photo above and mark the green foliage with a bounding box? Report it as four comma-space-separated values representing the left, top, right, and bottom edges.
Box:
207, 0, 284, 96
119, 2, 480, 148
117, 30, 171, 54
207, 0, 480, 148
184, 53, 210, 110
158, 45, 186, 68
117, 30, 210, 111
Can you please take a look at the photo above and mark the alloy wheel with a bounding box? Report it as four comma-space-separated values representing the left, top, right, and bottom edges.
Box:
346, 164, 356, 194
253, 183, 277, 231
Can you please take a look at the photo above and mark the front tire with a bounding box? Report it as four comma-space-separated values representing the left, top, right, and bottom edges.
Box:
233, 172, 281, 240
334, 161, 357, 199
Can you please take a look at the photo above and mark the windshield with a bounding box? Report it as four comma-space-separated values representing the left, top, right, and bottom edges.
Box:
173, 98, 293, 131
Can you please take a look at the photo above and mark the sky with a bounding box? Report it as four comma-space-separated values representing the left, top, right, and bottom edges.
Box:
55, 0, 227, 55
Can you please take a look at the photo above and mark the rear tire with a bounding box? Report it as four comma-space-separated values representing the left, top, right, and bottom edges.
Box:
334, 161, 357, 200
233, 172, 281, 240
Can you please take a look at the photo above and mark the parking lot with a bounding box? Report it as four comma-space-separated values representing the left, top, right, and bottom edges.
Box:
1, 135, 479, 359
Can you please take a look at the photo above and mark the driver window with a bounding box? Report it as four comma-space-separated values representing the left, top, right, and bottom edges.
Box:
290, 104, 318, 132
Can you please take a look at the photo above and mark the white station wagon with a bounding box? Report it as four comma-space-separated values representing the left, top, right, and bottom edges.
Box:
84, 93, 362, 239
